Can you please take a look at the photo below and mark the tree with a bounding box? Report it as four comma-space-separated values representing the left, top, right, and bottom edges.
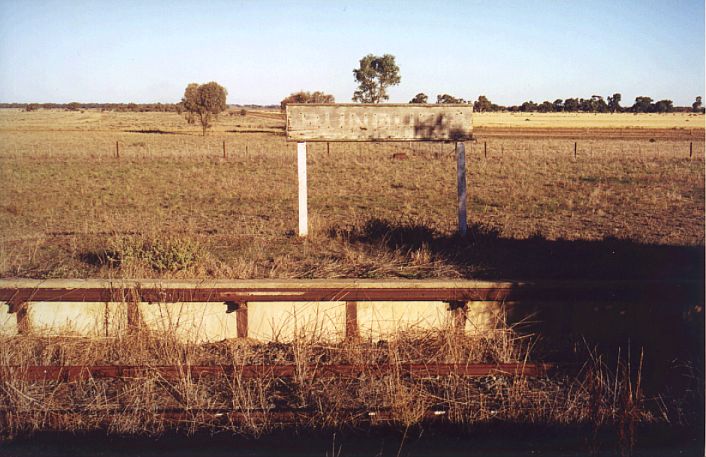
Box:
181, 82, 228, 135
563, 98, 579, 112
653, 99, 674, 113
181, 83, 199, 124
631, 96, 653, 113
473, 95, 492, 112
489, 103, 503, 112
352, 54, 401, 103
579, 98, 592, 112
537, 101, 554, 113
436, 94, 465, 104
553, 99, 564, 112
607, 93, 622, 113
590, 95, 609, 113
280, 91, 335, 110
409, 93, 428, 104
692, 96, 703, 113
520, 100, 538, 112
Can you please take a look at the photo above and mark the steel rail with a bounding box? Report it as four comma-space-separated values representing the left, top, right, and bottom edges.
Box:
0, 408, 456, 425
3, 363, 554, 382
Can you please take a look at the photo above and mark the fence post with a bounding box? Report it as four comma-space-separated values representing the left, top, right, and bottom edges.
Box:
456, 142, 468, 236
116, 141, 119, 159
449, 301, 467, 336
237, 303, 248, 338
125, 288, 142, 332
223, 140, 226, 159
297, 142, 308, 236
345, 301, 360, 341
574, 141, 577, 159
690, 142, 693, 159
9, 302, 30, 335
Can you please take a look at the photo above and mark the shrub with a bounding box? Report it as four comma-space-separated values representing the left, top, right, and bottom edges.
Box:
107, 235, 202, 272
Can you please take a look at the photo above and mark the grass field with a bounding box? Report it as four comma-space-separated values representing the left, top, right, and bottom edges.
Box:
0, 109, 703, 279
2, 109, 704, 131
477, 111, 705, 129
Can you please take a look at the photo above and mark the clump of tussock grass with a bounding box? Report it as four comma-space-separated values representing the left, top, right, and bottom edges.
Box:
105, 234, 204, 274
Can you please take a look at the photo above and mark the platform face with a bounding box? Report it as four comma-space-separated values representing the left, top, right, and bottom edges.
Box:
1, 279, 702, 342
285, 104, 473, 142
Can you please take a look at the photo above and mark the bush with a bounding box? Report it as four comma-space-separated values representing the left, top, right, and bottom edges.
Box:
107, 235, 202, 272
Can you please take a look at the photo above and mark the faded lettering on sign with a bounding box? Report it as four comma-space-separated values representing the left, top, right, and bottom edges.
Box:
286, 104, 473, 142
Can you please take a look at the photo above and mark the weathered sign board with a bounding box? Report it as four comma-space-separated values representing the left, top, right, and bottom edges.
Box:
284, 103, 473, 237
286, 104, 473, 142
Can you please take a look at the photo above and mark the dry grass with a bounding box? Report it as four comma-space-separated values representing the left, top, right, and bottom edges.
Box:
0, 316, 661, 441
0, 109, 703, 279
476, 111, 705, 129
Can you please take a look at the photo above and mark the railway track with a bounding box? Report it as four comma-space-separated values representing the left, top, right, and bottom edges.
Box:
4, 362, 555, 382
1, 362, 557, 426
0, 408, 492, 426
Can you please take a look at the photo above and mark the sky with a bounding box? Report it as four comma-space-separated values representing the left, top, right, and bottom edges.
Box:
0, 0, 703, 106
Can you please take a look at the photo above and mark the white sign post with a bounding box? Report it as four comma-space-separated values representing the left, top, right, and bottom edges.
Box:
297, 142, 308, 237
285, 104, 473, 237
456, 142, 467, 236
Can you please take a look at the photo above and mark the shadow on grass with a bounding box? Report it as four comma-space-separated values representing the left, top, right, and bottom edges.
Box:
78, 251, 120, 268
124, 129, 178, 135
225, 129, 285, 135
330, 218, 705, 396
329, 218, 704, 281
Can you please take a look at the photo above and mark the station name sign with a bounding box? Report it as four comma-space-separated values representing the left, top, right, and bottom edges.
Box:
285, 104, 473, 142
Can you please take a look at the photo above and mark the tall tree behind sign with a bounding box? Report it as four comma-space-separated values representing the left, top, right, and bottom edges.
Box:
352, 54, 401, 103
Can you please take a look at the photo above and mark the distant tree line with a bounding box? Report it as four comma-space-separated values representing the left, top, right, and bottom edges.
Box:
408, 93, 705, 113
3, 94, 703, 114
0, 102, 288, 112
237, 104, 280, 109
280, 91, 335, 110
0, 102, 183, 112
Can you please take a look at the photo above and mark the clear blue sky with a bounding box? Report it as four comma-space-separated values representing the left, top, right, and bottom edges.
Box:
0, 0, 703, 105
